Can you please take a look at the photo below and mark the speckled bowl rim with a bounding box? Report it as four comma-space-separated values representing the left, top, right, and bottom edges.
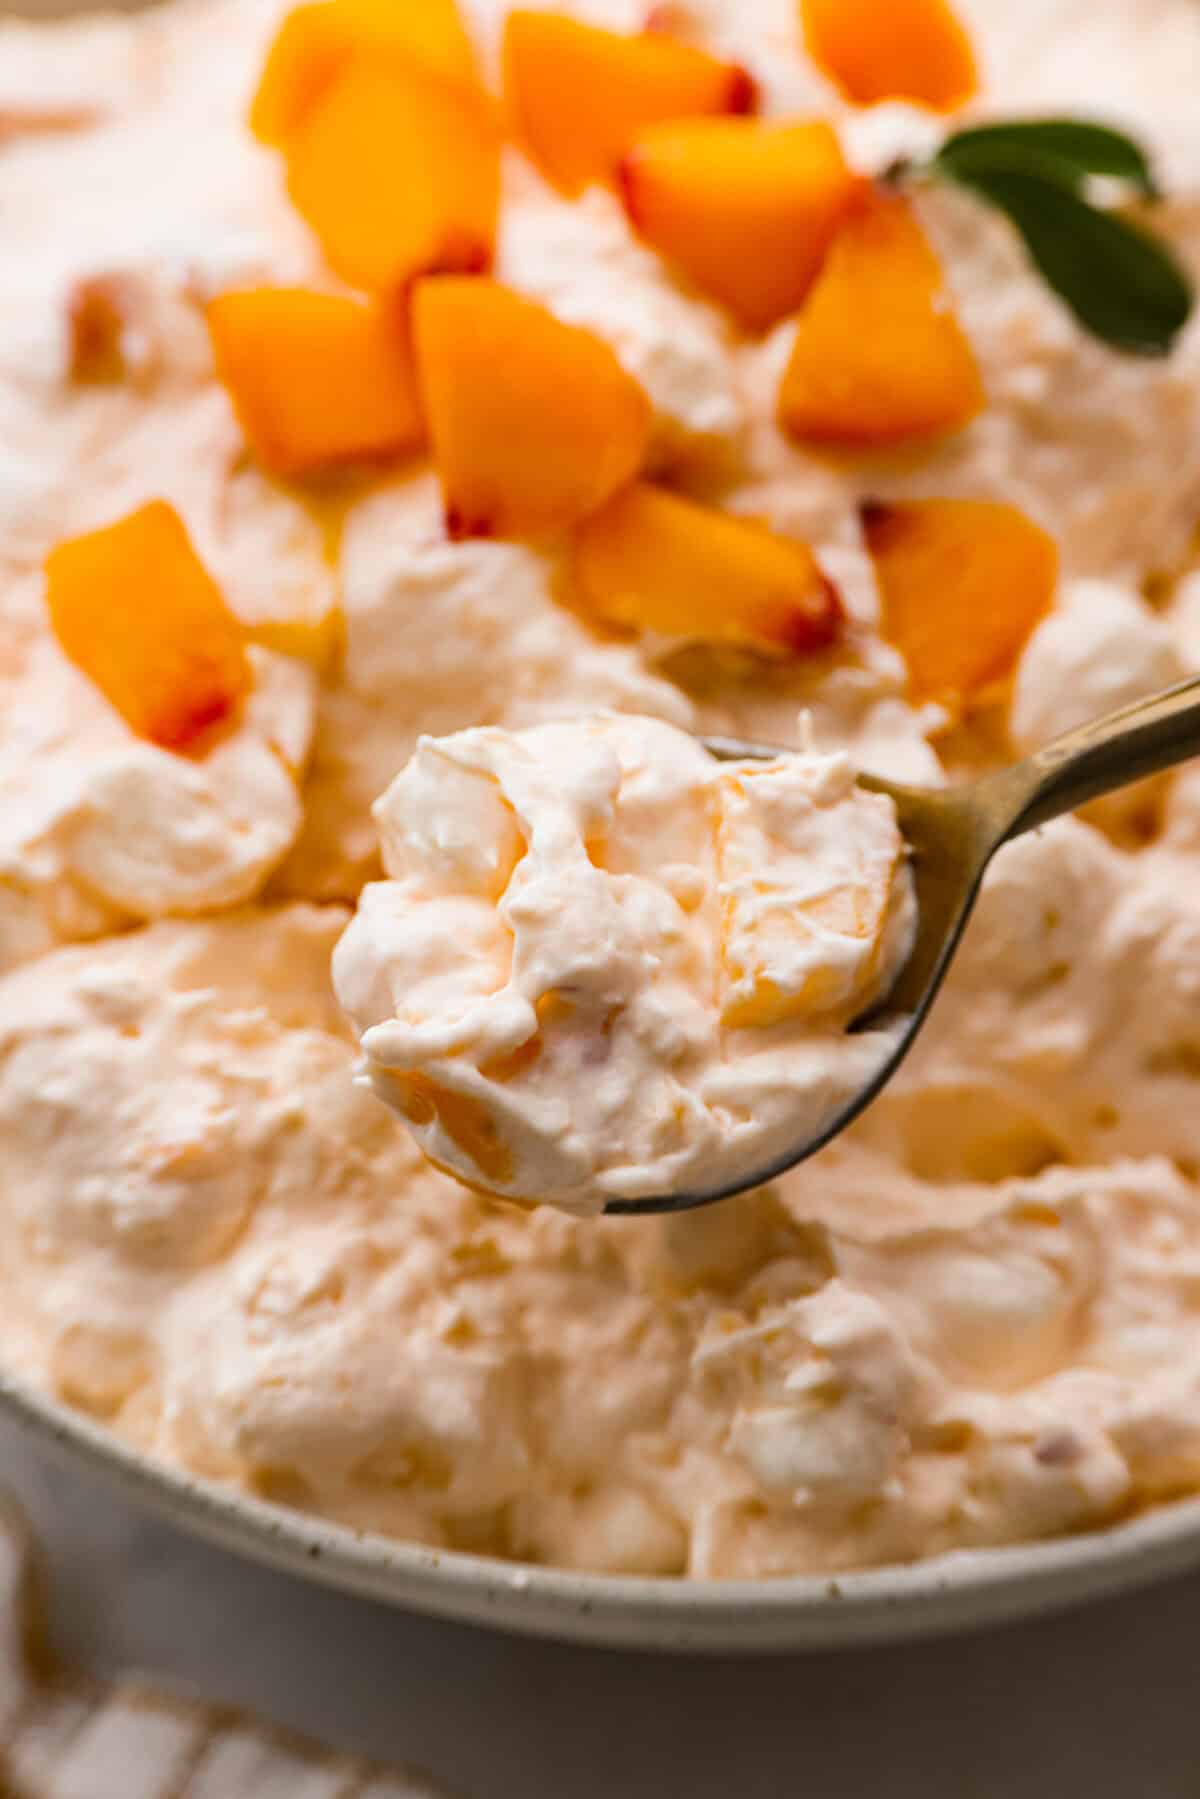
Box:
7, 1362, 1200, 1651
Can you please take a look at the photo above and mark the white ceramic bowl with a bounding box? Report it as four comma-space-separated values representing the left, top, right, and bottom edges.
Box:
8, 1361, 1200, 1651
11, 0, 1200, 1656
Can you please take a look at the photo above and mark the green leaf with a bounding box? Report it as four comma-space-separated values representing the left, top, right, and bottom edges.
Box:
935, 118, 1161, 199
936, 161, 1193, 356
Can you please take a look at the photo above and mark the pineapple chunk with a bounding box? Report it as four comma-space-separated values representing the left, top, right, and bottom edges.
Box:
778, 190, 984, 448
618, 117, 861, 333
412, 278, 652, 540
713, 759, 903, 1028
570, 482, 842, 657
250, 0, 478, 146
45, 502, 250, 752
800, 0, 978, 111
285, 59, 500, 293
503, 9, 755, 197
863, 498, 1058, 711
207, 288, 424, 478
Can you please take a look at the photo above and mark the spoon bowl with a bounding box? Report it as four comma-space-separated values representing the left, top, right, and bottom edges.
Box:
604, 673, 1200, 1215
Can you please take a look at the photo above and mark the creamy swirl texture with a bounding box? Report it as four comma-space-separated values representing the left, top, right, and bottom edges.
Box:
334, 716, 914, 1211
0, 635, 315, 971
1, 0, 1200, 1583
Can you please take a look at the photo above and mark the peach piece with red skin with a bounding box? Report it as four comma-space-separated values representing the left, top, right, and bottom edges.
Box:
413, 278, 652, 542
503, 9, 755, 197
45, 502, 251, 752
571, 482, 842, 658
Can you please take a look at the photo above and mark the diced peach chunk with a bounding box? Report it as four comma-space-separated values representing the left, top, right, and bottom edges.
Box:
713, 763, 901, 1027
800, 0, 978, 111
778, 190, 984, 448
503, 10, 755, 196
618, 117, 861, 332
44, 502, 250, 751
570, 482, 841, 657
285, 59, 499, 293
863, 498, 1058, 709
249, 0, 477, 145
207, 288, 424, 478
412, 278, 652, 541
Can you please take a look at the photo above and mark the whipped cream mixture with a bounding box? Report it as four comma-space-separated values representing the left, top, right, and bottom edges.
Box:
2, 0, 1200, 1579
335, 716, 913, 1211
0, 635, 314, 970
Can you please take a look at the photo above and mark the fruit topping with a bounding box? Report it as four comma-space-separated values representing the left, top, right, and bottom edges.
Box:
285, 59, 499, 293
250, 0, 478, 145
863, 497, 1058, 710
571, 481, 842, 656
778, 190, 984, 447
504, 10, 755, 196
619, 116, 860, 332
800, 0, 978, 112
413, 278, 652, 540
207, 288, 424, 477
45, 502, 251, 751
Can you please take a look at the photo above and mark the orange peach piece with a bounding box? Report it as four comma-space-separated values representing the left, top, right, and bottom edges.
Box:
285, 59, 499, 293
207, 288, 424, 478
778, 191, 984, 448
800, 0, 978, 111
618, 117, 861, 332
249, 0, 478, 145
412, 278, 652, 541
44, 501, 251, 751
503, 9, 755, 197
571, 482, 842, 657
863, 497, 1058, 709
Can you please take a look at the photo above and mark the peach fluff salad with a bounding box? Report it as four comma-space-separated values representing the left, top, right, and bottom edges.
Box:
1, 0, 1200, 1580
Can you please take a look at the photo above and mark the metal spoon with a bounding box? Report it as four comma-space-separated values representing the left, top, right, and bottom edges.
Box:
605, 673, 1200, 1217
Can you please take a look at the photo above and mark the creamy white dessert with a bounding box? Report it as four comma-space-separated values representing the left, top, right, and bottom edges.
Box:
334, 715, 914, 1211
1, 0, 1200, 1584
0, 634, 314, 971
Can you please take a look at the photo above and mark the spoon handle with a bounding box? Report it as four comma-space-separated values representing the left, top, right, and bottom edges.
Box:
981, 672, 1200, 841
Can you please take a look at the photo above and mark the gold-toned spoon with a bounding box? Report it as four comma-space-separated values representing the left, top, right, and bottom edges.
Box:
606, 673, 1200, 1216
